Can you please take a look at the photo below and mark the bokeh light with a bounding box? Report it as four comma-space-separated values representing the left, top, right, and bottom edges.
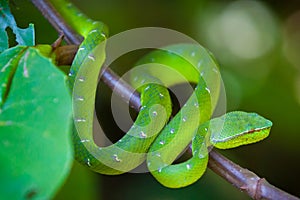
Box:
283, 10, 300, 70
283, 10, 300, 106
196, 0, 278, 62
195, 0, 280, 99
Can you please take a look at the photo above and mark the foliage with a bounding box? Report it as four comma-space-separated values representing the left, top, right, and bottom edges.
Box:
0, 0, 73, 199
0, 0, 299, 199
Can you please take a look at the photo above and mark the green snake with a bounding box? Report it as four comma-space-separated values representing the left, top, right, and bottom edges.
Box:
50, 0, 272, 188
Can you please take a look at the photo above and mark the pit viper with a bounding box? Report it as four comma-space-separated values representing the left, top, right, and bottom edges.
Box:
50, 0, 272, 188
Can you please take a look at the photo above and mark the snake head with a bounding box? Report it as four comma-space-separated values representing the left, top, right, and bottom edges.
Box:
208, 111, 272, 149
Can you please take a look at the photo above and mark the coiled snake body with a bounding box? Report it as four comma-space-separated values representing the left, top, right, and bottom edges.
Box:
51, 0, 272, 188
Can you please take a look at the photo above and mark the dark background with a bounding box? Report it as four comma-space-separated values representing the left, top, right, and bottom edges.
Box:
11, 0, 300, 199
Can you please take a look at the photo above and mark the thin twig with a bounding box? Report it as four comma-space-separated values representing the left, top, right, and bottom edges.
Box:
30, 1, 299, 199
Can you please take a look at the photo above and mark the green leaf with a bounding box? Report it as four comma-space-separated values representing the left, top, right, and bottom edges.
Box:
0, 0, 35, 52
0, 47, 73, 199
0, 46, 25, 106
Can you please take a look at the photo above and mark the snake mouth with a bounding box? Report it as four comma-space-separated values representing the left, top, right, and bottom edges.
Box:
210, 127, 271, 149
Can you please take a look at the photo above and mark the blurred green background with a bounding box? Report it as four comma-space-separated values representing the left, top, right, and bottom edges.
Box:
11, 0, 300, 199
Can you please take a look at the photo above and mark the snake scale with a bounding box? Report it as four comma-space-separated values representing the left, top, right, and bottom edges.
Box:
50, 0, 272, 188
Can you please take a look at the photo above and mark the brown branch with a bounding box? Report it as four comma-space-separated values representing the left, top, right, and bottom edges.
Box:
208, 151, 298, 199
31, 0, 82, 45
30, 1, 299, 199
31, 0, 141, 111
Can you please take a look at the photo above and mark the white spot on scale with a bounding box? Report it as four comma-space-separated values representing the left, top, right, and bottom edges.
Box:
86, 158, 91, 167
182, 116, 187, 122
80, 139, 90, 143
78, 77, 85, 82
205, 87, 211, 93
213, 67, 219, 73
112, 154, 122, 162
186, 164, 191, 169
101, 33, 106, 38
191, 51, 196, 57
78, 47, 85, 51
68, 70, 74, 76
152, 111, 157, 116
159, 141, 165, 145
170, 128, 175, 134
75, 118, 86, 122
197, 61, 203, 68
158, 168, 162, 173
144, 86, 151, 91
88, 54, 96, 61
89, 30, 97, 34
140, 131, 147, 138
76, 96, 84, 101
